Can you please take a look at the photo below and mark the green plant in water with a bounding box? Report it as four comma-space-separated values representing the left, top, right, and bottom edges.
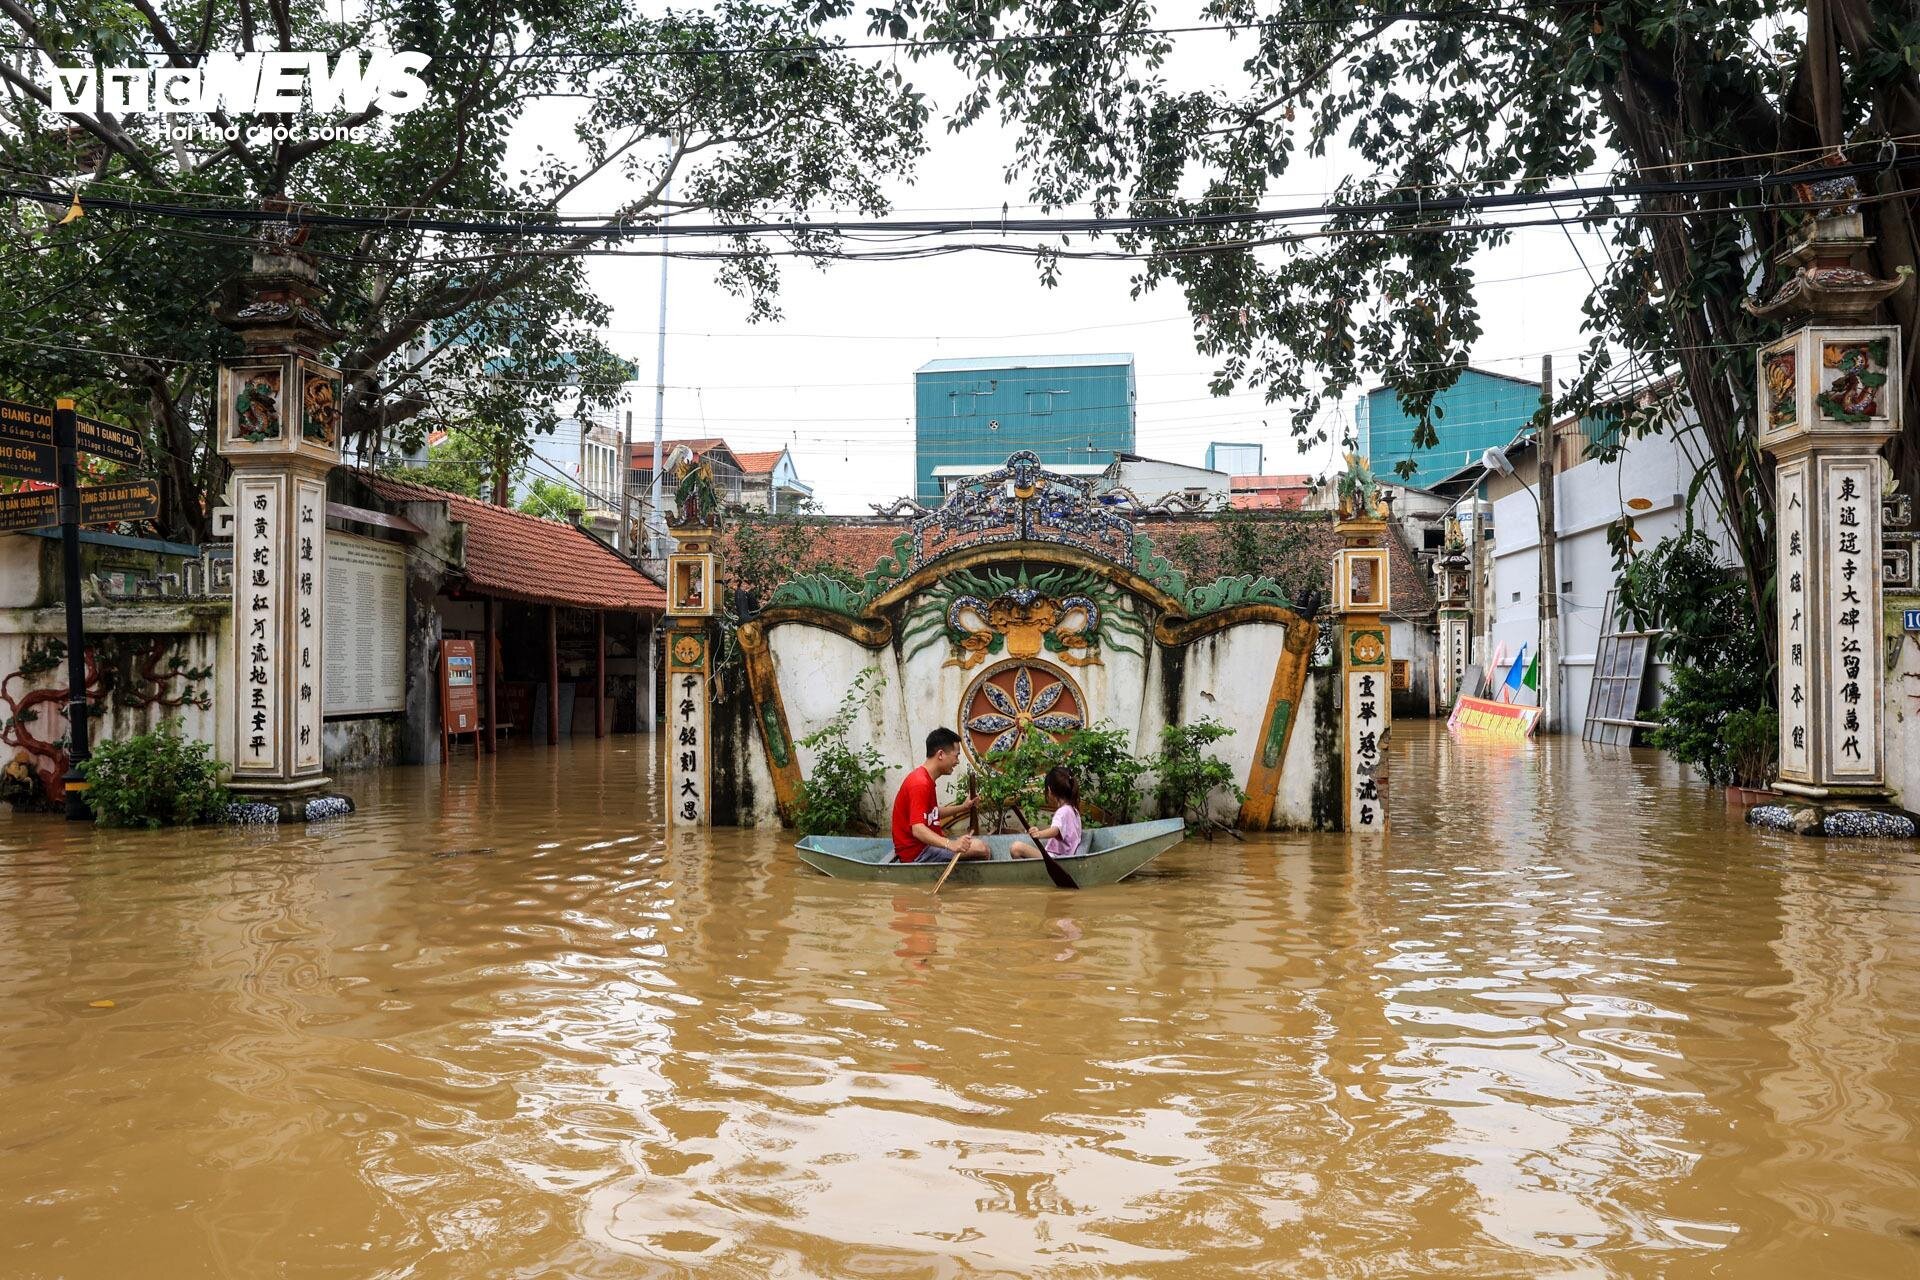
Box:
1155, 718, 1244, 836
969, 729, 1068, 833
1724, 708, 1779, 791
1059, 721, 1150, 824
77, 717, 230, 828
1620, 532, 1772, 788
792, 669, 888, 836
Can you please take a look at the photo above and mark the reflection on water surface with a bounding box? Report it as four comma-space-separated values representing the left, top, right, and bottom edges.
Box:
2, 724, 1918, 1277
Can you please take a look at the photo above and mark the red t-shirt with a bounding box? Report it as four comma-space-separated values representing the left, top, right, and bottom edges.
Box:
891, 765, 944, 860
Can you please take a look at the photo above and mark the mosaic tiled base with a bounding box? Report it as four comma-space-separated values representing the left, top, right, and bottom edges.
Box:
223, 792, 356, 825
1747, 804, 1916, 838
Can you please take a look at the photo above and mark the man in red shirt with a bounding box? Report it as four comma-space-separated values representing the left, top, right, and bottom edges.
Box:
891, 727, 988, 864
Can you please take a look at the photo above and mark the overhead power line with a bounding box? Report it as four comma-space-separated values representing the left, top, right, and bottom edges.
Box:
6, 155, 1910, 243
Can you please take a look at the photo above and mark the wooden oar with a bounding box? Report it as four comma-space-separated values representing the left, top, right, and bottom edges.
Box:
1012, 802, 1079, 890
930, 777, 978, 895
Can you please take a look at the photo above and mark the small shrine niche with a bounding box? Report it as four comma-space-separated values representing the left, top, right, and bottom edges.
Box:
668, 553, 715, 617
1335, 547, 1390, 613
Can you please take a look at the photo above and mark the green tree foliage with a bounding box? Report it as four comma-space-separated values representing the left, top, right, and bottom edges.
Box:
517, 477, 586, 522
0, 0, 928, 538
724, 510, 862, 604
793, 669, 888, 835
78, 717, 230, 827
382, 425, 509, 501
835, 0, 1920, 655
1619, 532, 1772, 786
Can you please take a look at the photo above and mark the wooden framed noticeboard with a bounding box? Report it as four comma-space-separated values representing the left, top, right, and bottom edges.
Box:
440, 638, 480, 756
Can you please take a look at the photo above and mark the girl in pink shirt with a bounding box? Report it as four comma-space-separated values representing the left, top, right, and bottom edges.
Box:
1012, 767, 1084, 861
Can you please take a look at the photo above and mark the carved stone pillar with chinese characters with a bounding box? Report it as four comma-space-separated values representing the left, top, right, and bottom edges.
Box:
1435, 518, 1471, 709
1752, 183, 1910, 824
664, 514, 718, 827
1332, 483, 1392, 832
215, 214, 350, 811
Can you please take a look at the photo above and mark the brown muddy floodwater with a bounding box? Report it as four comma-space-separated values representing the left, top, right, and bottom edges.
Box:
2, 722, 1918, 1279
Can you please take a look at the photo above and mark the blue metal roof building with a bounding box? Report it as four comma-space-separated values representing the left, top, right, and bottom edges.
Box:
1355, 366, 1540, 490
914, 354, 1137, 504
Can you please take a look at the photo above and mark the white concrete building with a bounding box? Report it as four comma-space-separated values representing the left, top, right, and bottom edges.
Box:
1476, 393, 1736, 732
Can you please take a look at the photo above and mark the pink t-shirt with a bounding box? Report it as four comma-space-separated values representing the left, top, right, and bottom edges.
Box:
1046, 805, 1083, 858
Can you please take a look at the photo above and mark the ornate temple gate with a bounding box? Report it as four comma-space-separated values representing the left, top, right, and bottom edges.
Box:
725, 452, 1342, 831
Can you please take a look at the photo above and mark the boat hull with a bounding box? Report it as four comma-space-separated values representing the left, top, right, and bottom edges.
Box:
794, 818, 1186, 886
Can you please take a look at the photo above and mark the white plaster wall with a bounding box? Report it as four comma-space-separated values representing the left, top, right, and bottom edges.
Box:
0, 537, 38, 608
764, 622, 908, 818
1168, 623, 1314, 825
0, 605, 224, 807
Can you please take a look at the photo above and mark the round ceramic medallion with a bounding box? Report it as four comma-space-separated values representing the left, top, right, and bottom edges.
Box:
959, 659, 1086, 761
671, 633, 705, 666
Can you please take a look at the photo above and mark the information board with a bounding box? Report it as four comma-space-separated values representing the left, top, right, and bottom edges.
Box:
323, 532, 406, 716
440, 638, 480, 751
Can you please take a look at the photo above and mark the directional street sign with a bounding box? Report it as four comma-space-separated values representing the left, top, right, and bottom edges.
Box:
79, 480, 158, 524
0, 399, 144, 466
0, 398, 53, 444
0, 487, 56, 532
77, 415, 142, 466
0, 436, 55, 482
0, 480, 158, 533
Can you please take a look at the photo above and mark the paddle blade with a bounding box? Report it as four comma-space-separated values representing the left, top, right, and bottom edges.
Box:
1038, 847, 1078, 890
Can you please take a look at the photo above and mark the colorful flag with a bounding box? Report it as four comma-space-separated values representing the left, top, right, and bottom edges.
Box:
1500, 644, 1528, 703
1522, 649, 1540, 692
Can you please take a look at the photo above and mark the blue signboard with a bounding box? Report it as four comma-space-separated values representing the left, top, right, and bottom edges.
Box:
1904, 609, 1920, 632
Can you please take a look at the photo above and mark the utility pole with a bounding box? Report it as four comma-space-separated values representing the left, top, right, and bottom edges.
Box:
619, 409, 634, 557
1537, 355, 1559, 733
647, 181, 670, 561
55, 398, 91, 821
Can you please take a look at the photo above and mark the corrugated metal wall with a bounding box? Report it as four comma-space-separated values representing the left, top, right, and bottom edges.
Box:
913, 361, 1137, 503
1365, 369, 1539, 489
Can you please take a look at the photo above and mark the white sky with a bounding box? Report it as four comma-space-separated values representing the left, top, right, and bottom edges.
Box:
558, 24, 1616, 514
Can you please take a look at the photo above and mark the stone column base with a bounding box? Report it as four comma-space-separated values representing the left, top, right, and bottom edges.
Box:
224, 776, 356, 824
1747, 801, 1917, 838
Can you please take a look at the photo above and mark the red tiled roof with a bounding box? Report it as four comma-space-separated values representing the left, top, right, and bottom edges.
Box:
357, 472, 666, 612
731, 449, 786, 475
1229, 474, 1316, 511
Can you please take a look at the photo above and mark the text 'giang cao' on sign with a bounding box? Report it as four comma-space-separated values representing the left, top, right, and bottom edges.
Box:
0, 398, 144, 466
1447, 695, 1542, 742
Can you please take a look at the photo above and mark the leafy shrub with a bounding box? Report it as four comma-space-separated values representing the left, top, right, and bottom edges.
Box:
792, 670, 887, 836
1061, 721, 1150, 824
1724, 707, 1779, 790
1155, 718, 1244, 833
970, 730, 1066, 832
78, 717, 229, 828
1622, 532, 1773, 787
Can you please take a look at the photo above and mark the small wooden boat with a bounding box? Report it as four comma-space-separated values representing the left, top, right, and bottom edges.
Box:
794, 817, 1187, 887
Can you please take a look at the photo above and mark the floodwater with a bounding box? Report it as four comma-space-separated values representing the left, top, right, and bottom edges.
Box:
1, 724, 1918, 1279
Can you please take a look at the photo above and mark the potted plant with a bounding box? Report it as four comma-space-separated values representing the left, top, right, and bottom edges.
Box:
1723, 707, 1779, 807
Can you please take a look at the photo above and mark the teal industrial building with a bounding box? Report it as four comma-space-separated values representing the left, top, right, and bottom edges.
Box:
913, 354, 1137, 504
1356, 366, 1541, 490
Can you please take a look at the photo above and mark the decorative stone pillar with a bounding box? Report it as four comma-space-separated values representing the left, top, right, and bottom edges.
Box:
1751, 175, 1913, 834
662, 461, 720, 827
215, 215, 352, 818
1435, 516, 1471, 708
1332, 457, 1392, 832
